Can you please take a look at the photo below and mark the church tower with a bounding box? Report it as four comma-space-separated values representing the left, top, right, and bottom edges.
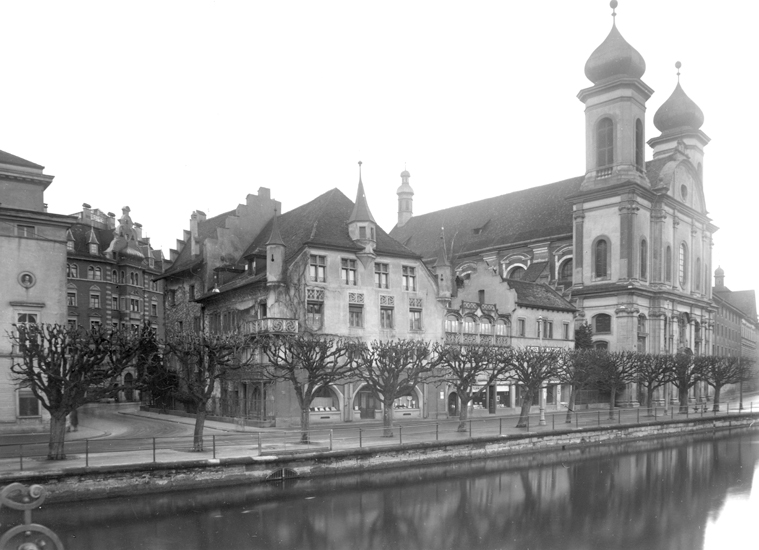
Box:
396, 169, 414, 227
578, 0, 653, 191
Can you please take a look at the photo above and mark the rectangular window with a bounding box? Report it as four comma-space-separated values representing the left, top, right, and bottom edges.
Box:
90, 319, 101, 330
375, 263, 389, 289
409, 309, 422, 331
89, 294, 101, 309
359, 226, 367, 239
544, 320, 553, 339
151, 303, 158, 316
518, 318, 526, 337
341, 259, 357, 285
112, 296, 118, 310
18, 388, 39, 417
380, 307, 394, 329
67, 292, 77, 306
349, 304, 363, 328
307, 302, 323, 328
17, 225, 36, 237
563, 322, 570, 340
189, 284, 195, 300
402, 266, 417, 291
130, 298, 140, 312
309, 255, 326, 282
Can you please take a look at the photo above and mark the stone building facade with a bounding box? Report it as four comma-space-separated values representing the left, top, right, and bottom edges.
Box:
0, 149, 74, 432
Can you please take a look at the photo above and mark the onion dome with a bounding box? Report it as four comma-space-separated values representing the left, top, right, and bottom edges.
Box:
400, 169, 410, 178
653, 63, 704, 132
397, 168, 413, 195
584, 2, 645, 84
715, 265, 724, 277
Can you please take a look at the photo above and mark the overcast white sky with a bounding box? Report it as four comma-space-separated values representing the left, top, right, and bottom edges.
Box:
2, 1, 756, 292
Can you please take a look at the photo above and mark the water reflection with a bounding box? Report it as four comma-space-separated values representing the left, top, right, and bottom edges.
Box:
4, 428, 758, 550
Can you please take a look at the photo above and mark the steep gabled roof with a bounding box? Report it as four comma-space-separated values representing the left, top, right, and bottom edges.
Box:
242, 188, 418, 262
161, 209, 235, 277
715, 288, 758, 321
390, 175, 584, 260
508, 280, 576, 312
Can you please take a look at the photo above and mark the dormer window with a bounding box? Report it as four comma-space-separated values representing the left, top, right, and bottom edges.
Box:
89, 243, 98, 255
359, 226, 366, 239
67, 240, 75, 251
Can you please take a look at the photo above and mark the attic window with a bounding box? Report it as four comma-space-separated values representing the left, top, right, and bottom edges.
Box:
89, 243, 98, 255
67, 240, 75, 251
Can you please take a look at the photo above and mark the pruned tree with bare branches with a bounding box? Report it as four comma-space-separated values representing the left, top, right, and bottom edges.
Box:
349, 339, 437, 437
634, 353, 674, 416
671, 352, 698, 414
695, 355, 753, 412
164, 329, 253, 451
9, 323, 140, 460
498, 347, 564, 428
594, 351, 638, 419
556, 349, 598, 423
260, 332, 354, 443
433, 343, 497, 432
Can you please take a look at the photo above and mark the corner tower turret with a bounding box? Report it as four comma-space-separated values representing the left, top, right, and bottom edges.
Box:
578, 1, 653, 191
348, 161, 377, 268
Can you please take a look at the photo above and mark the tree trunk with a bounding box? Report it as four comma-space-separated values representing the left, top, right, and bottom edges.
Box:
678, 385, 689, 414
48, 411, 68, 460
300, 405, 311, 444
516, 391, 533, 428
193, 408, 207, 451
458, 396, 470, 432
382, 404, 395, 437
712, 385, 722, 412
608, 387, 617, 420
565, 384, 575, 424
646, 386, 655, 417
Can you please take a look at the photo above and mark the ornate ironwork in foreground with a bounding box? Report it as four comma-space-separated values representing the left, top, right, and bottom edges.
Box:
0, 483, 64, 550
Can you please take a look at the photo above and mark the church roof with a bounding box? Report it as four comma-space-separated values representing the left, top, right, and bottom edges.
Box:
714, 288, 758, 321
390, 175, 584, 260
0, 149, 44, 170
584, 21, 645, 84
653, 81, 704, 133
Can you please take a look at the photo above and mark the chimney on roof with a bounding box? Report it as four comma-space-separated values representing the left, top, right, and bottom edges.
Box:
134, 222, 143, 241
190, 212, 201, 256
82, 203, 91, 221
107, 212, 116, 229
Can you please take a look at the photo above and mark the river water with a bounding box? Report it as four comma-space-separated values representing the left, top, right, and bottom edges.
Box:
4, 427, 759, 549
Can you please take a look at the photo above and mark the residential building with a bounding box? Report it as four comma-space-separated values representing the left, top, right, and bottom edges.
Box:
0, 149, 74, 432
65, 204, 166, 401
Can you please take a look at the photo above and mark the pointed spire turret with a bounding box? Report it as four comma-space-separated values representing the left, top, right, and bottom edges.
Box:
348, 161, 376, 224
348, 161, 377, 268
435, 227, 452, 302
266, 206, 286, 286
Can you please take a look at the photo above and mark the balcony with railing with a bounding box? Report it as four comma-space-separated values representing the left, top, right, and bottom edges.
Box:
245, 318, 299, 335
445, 315, 510, 347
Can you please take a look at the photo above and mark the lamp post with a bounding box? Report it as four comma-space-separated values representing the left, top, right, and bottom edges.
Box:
538, 316, 547, 426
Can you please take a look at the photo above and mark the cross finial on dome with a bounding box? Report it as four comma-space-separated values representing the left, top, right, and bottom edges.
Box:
675, 60, 682, 82
611, 0, 618, 20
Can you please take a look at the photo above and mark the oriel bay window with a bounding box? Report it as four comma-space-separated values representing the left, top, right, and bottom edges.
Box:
309, 255, 326, 282
341, 259, 357, 285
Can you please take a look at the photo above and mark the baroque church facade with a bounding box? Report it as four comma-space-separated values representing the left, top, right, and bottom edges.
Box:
390, 4, 716, 405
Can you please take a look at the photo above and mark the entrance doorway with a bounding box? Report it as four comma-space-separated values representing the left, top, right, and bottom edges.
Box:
357, 390, 378, 419
448, 392, 459, 417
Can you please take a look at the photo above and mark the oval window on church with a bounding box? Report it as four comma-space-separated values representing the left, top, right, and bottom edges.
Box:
681, 184, 688, 202
508, 266, 525, 280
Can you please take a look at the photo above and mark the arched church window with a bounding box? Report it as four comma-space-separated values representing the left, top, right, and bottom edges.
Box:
640, 239, 648, 280
635, 119, 644, 170
596, 118, 614, 168
595, 239, 608, 278
594, 314, 611, 334
559, 259, 573, 281
679, 243, 688, 287
508, 266, 525, 280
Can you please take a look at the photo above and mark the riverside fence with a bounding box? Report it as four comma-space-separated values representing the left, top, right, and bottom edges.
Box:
2, 400, 757, 473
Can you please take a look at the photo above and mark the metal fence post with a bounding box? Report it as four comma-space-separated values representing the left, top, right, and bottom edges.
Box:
552, 413, 555, 431
213, 435, 216, 459
86, 440, 89, 467
469, 419, 473, 439
618, 409, 621, 424
152, 437, 156, 463
527, 414, 530, 431
654, 407, 657, 421
637, 408, 640, 424
399, 425, 403, 445
258, 432, 262, 455
359, 428, 363, 448
436, 423, 439, 441
575, 411, 578, 428
597, 411, 600, 426
499, 418, 503, 435
329, 430, 333, 451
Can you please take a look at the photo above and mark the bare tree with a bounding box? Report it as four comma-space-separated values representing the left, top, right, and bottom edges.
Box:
433, 343, 497, 432
260, 333, 354, 443
695, 355, 752, 412
350, 339, 436, 437
557, 349, 598, 423
9, 323, 140, 460
498, 347, 564, 428
164, 329, 253, 451
671, 352, 698, 414
634, 353, 674, 416
595, 351, 638, 419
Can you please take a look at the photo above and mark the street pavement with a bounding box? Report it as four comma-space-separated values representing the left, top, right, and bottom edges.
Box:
2, 393, 759, 475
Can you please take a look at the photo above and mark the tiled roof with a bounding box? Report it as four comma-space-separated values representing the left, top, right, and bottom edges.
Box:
522, 261, 548, 282
715, 288, 758, 320
391, 159, 668, 261
0, 149, 44, 170
242, 188, 418, 262
390, 175, 584, 260
508, 280, 576, 312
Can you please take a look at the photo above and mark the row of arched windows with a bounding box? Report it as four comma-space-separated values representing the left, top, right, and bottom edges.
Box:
595, 117, 645, 171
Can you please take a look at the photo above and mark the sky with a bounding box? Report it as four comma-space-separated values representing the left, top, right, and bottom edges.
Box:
2, 1, 756, 292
